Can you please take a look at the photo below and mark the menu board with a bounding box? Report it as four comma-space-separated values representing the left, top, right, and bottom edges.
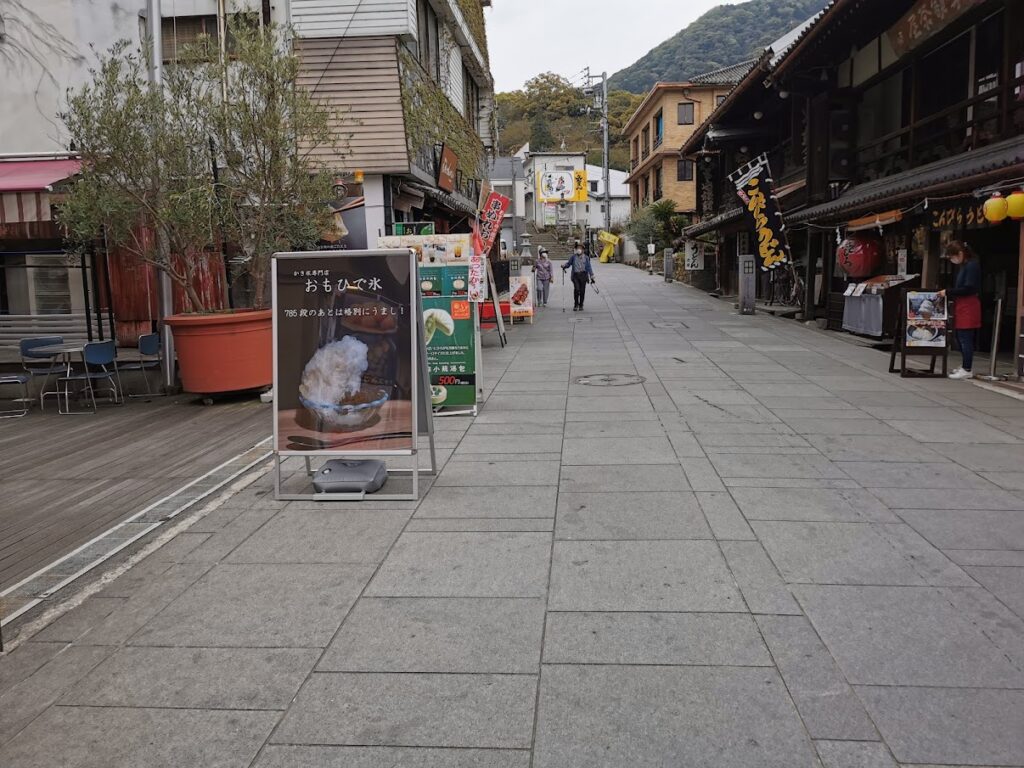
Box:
421, 263, 477, 407
509, 274, 535, 319
905, 290, 948, 348
273, 251, 416, 454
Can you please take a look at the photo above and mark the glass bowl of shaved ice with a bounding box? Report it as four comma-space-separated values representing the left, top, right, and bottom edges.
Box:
298, 336, 389, 431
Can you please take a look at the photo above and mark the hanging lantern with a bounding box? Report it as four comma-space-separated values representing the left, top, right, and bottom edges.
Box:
983, 192, 1008, 224
1006, 189, 1024, 221
836, 235, 882, 279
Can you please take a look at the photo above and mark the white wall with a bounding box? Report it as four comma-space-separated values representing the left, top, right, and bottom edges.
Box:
586, 197, 630, 230
291, 0, 416, 39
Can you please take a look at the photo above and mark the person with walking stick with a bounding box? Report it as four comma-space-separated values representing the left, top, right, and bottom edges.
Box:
562, 242, 595, 311
533, 248, 554, 307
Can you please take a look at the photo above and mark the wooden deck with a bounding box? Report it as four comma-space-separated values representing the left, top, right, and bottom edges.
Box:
0, 393, 270, 593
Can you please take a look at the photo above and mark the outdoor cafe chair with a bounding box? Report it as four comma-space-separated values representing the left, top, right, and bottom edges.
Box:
57, 340, 124, 415
0, 373, 31, 418
19, 335, 68, 410
118, 332, 165, 398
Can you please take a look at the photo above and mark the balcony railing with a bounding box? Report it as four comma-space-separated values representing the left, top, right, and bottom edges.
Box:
630, 157, 639, 170
654, 134, 663, 150
641, 147, 650, 160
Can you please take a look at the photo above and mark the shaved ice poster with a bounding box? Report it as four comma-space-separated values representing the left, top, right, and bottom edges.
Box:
273, 251, 415, 454
422, 293, 476, 408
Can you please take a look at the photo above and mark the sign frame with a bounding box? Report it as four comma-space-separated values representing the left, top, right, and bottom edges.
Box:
271, 249, 436, 501
437, 145, 458, 193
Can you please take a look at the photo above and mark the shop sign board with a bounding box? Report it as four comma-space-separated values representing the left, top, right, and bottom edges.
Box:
378, 233, 472, 263
422, 292, 476, 408
729, 154, 792, 271
478, 191, 511, 255
543, 203, 558, 226
273, 250, 417, 455
538, 170, 588, 203
928, 199, 988, 230
906, 290, 948, 348
437, 145, 458, 193
509, 273, 535, 319
684, 241, 704, 271
888, 0, 984, 57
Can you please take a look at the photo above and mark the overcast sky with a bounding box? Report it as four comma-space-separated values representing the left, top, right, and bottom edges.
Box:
484, 1, 743, 92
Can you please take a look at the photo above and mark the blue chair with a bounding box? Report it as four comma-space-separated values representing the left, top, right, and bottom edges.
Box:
118, 333, 164, 397
0, 373, 31, 418
58, 340, 123, 414
20, 336, 68, 410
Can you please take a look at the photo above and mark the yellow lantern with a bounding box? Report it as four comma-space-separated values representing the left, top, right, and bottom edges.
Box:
1007, 188, 1024, 221
983, 192, 1008, 224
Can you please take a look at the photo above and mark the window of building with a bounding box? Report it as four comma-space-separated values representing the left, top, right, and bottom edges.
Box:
600, 204, 606, 212
654, 165, 663, 199
654, 110, 664, 146
677, 102, 695, 125
416, 0, 441, 81
464, 66, 480, 127
676, 158, 694, 181
161, 15, 218, 60
589, 180, 598, 193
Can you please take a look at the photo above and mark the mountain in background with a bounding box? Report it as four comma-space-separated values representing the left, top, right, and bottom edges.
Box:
608, 0, 829, 93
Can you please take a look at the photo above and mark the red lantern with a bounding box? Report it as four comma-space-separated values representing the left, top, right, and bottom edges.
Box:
836, 236, 883, 279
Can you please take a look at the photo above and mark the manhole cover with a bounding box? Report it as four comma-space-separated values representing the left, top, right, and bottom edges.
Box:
650, 321, 689, 329
575, 373, 646, 387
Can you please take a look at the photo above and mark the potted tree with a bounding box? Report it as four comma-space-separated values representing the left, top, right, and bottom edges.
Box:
60, 22, 338, 395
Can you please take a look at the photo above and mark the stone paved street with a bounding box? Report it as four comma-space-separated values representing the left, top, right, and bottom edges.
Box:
2, 263, 1024, 767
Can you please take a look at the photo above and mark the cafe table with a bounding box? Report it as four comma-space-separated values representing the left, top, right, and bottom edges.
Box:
30, 342, 85, 410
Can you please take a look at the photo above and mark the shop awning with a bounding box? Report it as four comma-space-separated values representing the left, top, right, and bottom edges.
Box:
790, 136, 1024, 224
846, 210, 903, 232
0, 159, 81, 192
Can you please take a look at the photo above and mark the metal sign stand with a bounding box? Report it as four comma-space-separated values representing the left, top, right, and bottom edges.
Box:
889, 290, 949, 378
272, 250, 436, 502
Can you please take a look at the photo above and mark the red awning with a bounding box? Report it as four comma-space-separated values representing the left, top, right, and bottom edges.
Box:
0, 159, 81, 192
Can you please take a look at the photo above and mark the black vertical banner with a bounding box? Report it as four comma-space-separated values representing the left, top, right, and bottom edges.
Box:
728, 154, 792, 271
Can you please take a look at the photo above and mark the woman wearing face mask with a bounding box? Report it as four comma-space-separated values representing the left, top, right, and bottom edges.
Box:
562, 243, 595, 311
940, 240, 981, 380
533, 248, 554, 307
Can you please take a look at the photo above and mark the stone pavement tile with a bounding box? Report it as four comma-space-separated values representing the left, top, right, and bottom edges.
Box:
273, 672, 535, 748
406, 518, 553, 532
840, 391, 946, 408
0, 705, 277, 768
366, 532, 550, 597
484, 394, 566, 411
0, 645, 113, 746
741, 383, 834, 399
318, 597, 544, 673
80, 563, 213, 645
254, 746, 531, 768
33, 597, 127, 643
549, 540, 743, 612
856, 686, 1024, 767
532, 665, 819, 768
555, 491, 712, 540
494, 381, 568, 394
677, 404, 782, 423
695, 492, 756, 540
565, 395, 653, 413
435, 460, 560, 486
0, 642, 66, 692
414, 485, 557, 518
814, 740, 897, 768
451, 452, 560, 464
697, 432, 812, 448
94, 556, 174, 599
678, 457, 727, 491
561, 435, 677, 465
720, 541, 801, 614
62, 647, 318, 709
886, 419, 1020, 444
964, 566, 1024, 618
806, 375, 902, 392
979, 471, 1024, 490
867, 487, 1024, 509
455, 434, 563, 453
147, 532, 212, 562
186, 503, 250, 533
564, 410, 661, 422
838, 462, 995, 489
182, 505, 279, 562
687, 420, 796, 435
665, 430, 706, 457
861, 406, 963, 421
731, 487, 898, 523
752, 522, 970, 586
130, 563, 374, 648
755, 615, 878, 741
543, 611, 771, 665
709, 453, 848, 479
946, 549, 1024, 567
899, 509, 1024, 555
775, 408, 873, 421
686, 389, 762, 406
467, 421, 564, 436
497, 370, 568, 383
473, 410, 565, 425
562, 419, 668, 437
785, 418, 900, 436
794, 585, 1024, 687
805, 435, 948, 463
226, 509, 408, 564
559, 464, 689, 492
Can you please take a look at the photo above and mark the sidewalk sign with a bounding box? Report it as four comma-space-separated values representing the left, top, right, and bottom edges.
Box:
889, 289, 950, 377
271, 249, 436, 501
509, 273, 536, 323
423, 262, 480, 416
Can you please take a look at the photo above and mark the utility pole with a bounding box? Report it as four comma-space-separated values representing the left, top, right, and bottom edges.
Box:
601, 71, 610, 233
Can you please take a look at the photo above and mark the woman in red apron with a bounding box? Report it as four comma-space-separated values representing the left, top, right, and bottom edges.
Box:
941, 241, 981, 380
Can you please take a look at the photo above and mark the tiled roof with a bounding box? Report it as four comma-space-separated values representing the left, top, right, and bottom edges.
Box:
690, 59, 757, 85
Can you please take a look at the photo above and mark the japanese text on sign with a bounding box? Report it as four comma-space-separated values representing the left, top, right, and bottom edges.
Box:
730, 154, 791, 272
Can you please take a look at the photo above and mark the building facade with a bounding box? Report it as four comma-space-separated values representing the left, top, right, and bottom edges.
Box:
584, 164, 631, 230
521, 150, 587, 228
623, 63, 751, 214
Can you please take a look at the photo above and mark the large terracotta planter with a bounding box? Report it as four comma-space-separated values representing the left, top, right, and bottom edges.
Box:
165, 309, 272, 394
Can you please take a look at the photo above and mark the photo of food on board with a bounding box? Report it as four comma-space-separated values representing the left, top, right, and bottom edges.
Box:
274, 253, 414, 452
907, 291, 947, 320
906, 320, 947, 348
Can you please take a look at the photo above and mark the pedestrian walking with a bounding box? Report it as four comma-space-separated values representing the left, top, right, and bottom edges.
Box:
562, 242, 595, 311
941, 240, 982, 380
533, 248, 554, 307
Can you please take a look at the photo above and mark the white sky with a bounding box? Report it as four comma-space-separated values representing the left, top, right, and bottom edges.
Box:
484, 1, 744, 92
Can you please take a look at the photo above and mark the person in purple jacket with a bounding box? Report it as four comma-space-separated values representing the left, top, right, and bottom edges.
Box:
533, 248, 554, 307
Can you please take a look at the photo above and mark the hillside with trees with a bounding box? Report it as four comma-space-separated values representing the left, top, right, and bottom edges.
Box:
608, 0, 828, 92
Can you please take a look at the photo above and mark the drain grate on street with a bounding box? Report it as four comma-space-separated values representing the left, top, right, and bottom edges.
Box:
575, 373, 646, 387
